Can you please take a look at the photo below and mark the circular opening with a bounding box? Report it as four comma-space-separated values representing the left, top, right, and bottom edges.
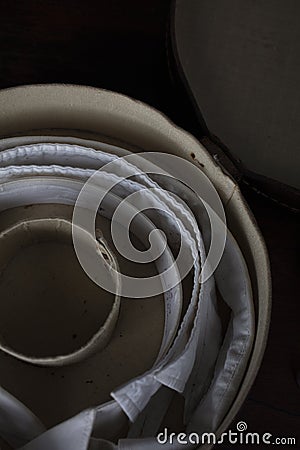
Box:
0, 218, 118, 361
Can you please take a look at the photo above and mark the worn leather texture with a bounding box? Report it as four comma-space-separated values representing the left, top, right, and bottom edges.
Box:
171, 0, 300, 212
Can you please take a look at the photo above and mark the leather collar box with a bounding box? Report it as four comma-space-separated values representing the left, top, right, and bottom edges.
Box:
0, 85, 271, 450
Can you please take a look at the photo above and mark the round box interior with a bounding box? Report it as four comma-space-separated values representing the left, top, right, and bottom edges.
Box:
0, 85, 271, 446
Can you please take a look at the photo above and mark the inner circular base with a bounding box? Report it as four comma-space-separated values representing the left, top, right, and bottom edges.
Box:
0, 220, 115, 359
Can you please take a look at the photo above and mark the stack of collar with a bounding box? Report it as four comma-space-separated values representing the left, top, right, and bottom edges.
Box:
0, 136, 254, 450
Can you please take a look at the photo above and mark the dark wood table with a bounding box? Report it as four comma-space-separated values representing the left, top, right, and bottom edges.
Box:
0, 1, 299, 447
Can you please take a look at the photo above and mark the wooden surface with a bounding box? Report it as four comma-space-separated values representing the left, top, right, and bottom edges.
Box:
0, 1, 299, 448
